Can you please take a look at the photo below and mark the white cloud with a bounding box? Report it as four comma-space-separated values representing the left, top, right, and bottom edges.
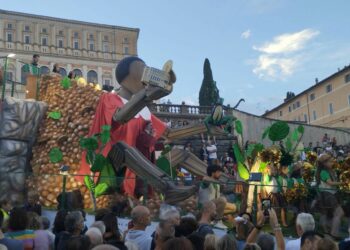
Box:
253, 54, 298, 80
253, 29, 319, 54
241, 30, 251, 39
252, 28, 319, 80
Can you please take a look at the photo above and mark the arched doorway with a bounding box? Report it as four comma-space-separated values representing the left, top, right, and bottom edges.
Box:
40, 66, 50, 75
73, 69, 82, 78
87, 70, 98, 84
59, 68, 67, 77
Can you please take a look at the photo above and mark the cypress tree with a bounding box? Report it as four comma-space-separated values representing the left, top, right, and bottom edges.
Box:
199, 58, 220, 106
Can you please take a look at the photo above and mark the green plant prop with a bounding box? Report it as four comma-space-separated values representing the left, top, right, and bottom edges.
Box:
80, 125, 117, 210
49, 147, 63, 163
60, 76, 71, 89
268, 121, 290, 142
48, 111, 62, 120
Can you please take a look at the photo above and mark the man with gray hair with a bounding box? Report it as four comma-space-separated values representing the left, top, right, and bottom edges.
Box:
57, 211, 85, 250
125, 205, 152, 250
86, 227, 103, 247
90, 221, 106, 235
286, 213, 315, 250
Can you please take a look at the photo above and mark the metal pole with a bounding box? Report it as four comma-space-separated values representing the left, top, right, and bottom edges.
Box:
2, 57, 8, 100
10, 79, 15, 97
62, 175, 67, 210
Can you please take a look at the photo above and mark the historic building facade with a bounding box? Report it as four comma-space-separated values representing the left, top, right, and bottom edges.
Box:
263, 66, 350, 128
0, 9, 139, 87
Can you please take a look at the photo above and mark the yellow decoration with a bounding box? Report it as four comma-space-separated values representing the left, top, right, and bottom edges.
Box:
77, 77, 87, 87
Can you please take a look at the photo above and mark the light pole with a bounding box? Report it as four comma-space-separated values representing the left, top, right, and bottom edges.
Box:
1, 53, 16, 100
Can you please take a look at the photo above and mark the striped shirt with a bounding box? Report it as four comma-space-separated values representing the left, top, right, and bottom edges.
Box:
5, 230, 35, 250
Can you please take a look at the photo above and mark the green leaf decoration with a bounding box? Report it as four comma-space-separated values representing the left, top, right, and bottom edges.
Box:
48, 111, 61, 120
262, 126, 270, 140
100, 125, 111, 145
80, 136, 99, 151
161, 145, 172, 156
235, 120, 243, 135
297, 125, 304, 134
86, 150, 95, 165
156, 156, 176, 179
268, 121, 290, 142
233, 144, 245, 163
246, 144, 256, 158
238, 162, 250, 181
98, 163, 117, 188
291, 128, 299, 141
84, 175, 95, 193
258, 162, 268, 172
285, 137, 293, 152
91, 154, 108, 172
49, 147, 63, 163
95, 183, 109, 197
60, 76, 71, 89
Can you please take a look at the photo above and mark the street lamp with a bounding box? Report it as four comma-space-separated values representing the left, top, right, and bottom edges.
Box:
1, 53, 16, 100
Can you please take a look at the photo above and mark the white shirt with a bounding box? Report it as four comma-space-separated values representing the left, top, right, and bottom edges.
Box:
206, 145, 217, 159
286, 238, 301, 250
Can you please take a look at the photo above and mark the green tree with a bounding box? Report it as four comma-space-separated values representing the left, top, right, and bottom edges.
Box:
199, 58, 220, 106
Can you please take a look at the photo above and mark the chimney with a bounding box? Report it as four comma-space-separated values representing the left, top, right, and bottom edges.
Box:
315, 78, 318, 84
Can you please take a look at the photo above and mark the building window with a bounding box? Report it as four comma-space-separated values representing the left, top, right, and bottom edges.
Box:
89, 42, 94, 51
41, 37, 48, 46
345, 74, 350, 83
304, 114, 308, 122
123, 37, 129, 43
6, 71, 14, 81
292, 103, 296, 110
87, 70, 98, 83
288, 106, 291, 112
24, 35, 30, 44
310, 93, 315, 101
59, 30, 64, 36
40, 66, 50, 75
89, 34, 94, 40
348, 95, 350, 106
42, 28, 47, 33
7, 23, 13, 29
279, 110, 283, 117
103, 43, 109, 52
329, 103, 333, 114
58, 39, 63, 48
59, 68, 67, 77
7, 33, 12, 42
24, 25, 30, 32
74, 32, 79, 38
296, 101, 300, 108
104, 35, 108, 41
326, 84, 332, 93
24, 45, 30, 51
104, 79, 111, 86
313, 110, 317, 121
73, 69, 83, 77
74, 40, 79, 49
124, 46, 129, 55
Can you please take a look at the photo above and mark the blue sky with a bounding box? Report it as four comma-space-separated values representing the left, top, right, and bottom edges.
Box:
2, 0, 350, 115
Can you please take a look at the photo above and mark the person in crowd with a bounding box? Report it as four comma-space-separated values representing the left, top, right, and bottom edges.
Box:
300, 231, 323, 250
125, 206, 153, 250
68, 71, 75, 79
187, 232, 204, 250
27, 212, 50, 250
86, 227, 103, 248
90, 221, 106, 236
184, 142, 194, 153
243, 244, 261, 250
206, 140, 218, 164
52, 210, 68, 246
41, 216, 55, 250
339, 224, 350, 250
331, 137, 337, 148
52, 63, 60, 74
313, 142, 322, 155
216, 234, 238, 250
235, 214, 254, 249
154, 221, 175, 250
5, 207, 35, 250
287, 213, 315, 249
124, 241, 139, 250
92, 244, 120, 250
95, 208, 111, 222
175, 216, 198, 237
316, 154, 344, 238
286, 213, 315, 250
102, 213, 126, 250
0, 200, 11, 230
204, 234, 218, 250
162, 237, 193, 250
198, 164, 236, 229
24, 191, 41, 216
56, 211, 85, 250
200, 142, 208, 161
246, 208, 285, 250
316, 237, 338, 250
0, 211, 23, 249
65, 235, 91, 250
197, 201, 216, 237
322, 134, 330, 146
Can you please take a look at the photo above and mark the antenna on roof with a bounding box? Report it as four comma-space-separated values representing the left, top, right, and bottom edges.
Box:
315, 78, 318, 84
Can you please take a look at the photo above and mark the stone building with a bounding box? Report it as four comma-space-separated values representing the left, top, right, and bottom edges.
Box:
0, 9, 139, 87
263, 66, 350, 128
